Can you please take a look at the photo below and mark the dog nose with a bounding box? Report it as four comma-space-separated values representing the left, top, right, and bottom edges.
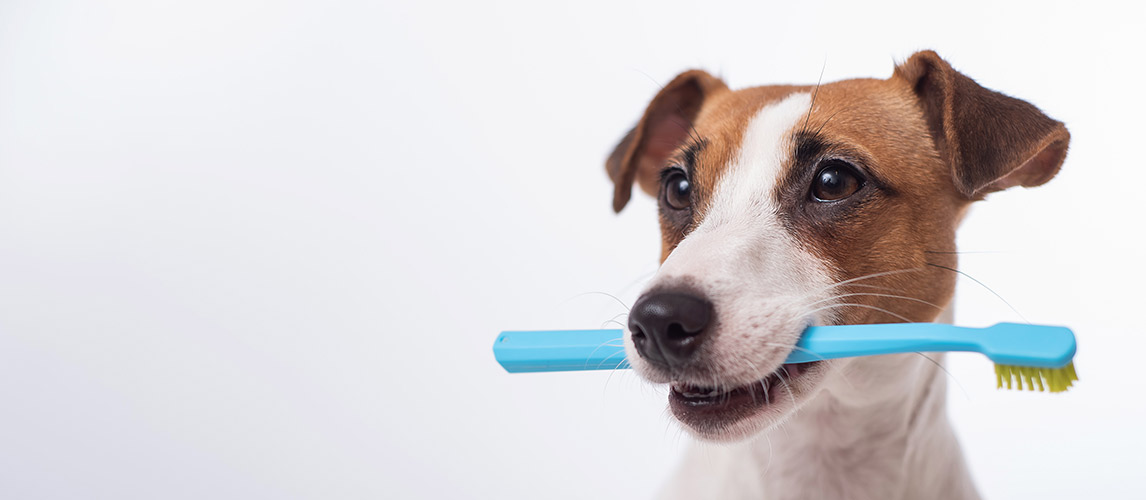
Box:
628, 291, 713, 369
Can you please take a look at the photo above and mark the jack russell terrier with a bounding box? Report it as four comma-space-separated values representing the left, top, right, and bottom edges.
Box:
605, 50, 1069, 499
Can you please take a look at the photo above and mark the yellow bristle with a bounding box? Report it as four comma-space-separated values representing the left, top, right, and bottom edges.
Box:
994, 362, 1078, 393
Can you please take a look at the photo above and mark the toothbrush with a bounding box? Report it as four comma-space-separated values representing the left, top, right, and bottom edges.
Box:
493, 322, 1078, 393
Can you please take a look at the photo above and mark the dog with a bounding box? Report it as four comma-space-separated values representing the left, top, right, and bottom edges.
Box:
605, 50, 1069, 500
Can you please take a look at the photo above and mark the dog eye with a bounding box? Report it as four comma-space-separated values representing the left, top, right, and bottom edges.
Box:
662, 170, 692, 210
811, 161, 864, 201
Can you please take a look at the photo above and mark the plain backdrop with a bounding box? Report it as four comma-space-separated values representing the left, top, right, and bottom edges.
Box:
1, 1, 1144, 498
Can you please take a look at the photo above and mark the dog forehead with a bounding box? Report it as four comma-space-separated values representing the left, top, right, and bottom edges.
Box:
691, 90, 814, 223
797, 79, 943, 190
689, 78, 944, 210
690, 85, 812, 176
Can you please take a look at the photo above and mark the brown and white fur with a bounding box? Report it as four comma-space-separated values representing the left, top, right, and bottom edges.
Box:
605, 51, 1069, 500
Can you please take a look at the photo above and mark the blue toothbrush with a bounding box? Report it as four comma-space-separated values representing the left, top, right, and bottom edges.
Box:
493, 323, 1078, 392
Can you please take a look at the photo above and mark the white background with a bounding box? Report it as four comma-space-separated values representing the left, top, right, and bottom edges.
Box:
1, 1, 1143, 498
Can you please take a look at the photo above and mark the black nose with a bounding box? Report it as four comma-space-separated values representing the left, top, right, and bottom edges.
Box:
628, 291, 713, 369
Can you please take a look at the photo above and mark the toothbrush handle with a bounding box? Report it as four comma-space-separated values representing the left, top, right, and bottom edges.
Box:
786, 323, 978, 363
494, 330, 627, 373
788, 322, 1075, 368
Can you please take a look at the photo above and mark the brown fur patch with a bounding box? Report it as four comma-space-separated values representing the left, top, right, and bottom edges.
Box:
607, 51, 1069, 326
775, 77, 965, 324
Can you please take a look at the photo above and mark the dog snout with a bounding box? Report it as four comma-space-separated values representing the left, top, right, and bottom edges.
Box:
628, 291, 713, 369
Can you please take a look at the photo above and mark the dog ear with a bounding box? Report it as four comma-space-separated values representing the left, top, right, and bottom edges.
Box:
895, 51, 1070, 198
606, 70, 728, 212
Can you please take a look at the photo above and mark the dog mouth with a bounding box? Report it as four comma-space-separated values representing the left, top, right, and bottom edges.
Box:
668, 361, 821, 435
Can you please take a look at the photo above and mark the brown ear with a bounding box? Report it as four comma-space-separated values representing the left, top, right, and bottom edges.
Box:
606, 70, 728, 212
894, 51, 1070, 198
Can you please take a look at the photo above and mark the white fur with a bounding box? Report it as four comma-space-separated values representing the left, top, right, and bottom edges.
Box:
633, 93, 836, 393
630, 93, 981, 499
706, 92, 811, 227
657, 307, 981, 500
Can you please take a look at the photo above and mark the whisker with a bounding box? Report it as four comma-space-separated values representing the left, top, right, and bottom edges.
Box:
593, 345, 628, 370
658, 102, 707, 155
811, 107, 847, 136
801, 59, 828, 135
817, 267, 925, 293
801, 302, 914, 323
591, 335, 629, 395
633, 68, 666, 91
757, 342, 830, 361
585, 337, 625, 363
925, 262, 1028, 322
775, 368, 798, 409
600, 309, 628, 330
756, 342, 856, 391
614, 268, 658, 298
743, 358, 763, 406
780, 268, 927, 310
600, 318, 628, 330
757, 433, 776, 480
838, 283, 904, 292
601, 355, 632, 393
564, 291, 631, 312
911, 352, 970, 400
924, 250, 1005, 255
801, 292, 944, 311
632, 69, 705, 155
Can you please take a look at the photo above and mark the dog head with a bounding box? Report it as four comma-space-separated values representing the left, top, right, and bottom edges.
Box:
607, 51, 1069, 441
